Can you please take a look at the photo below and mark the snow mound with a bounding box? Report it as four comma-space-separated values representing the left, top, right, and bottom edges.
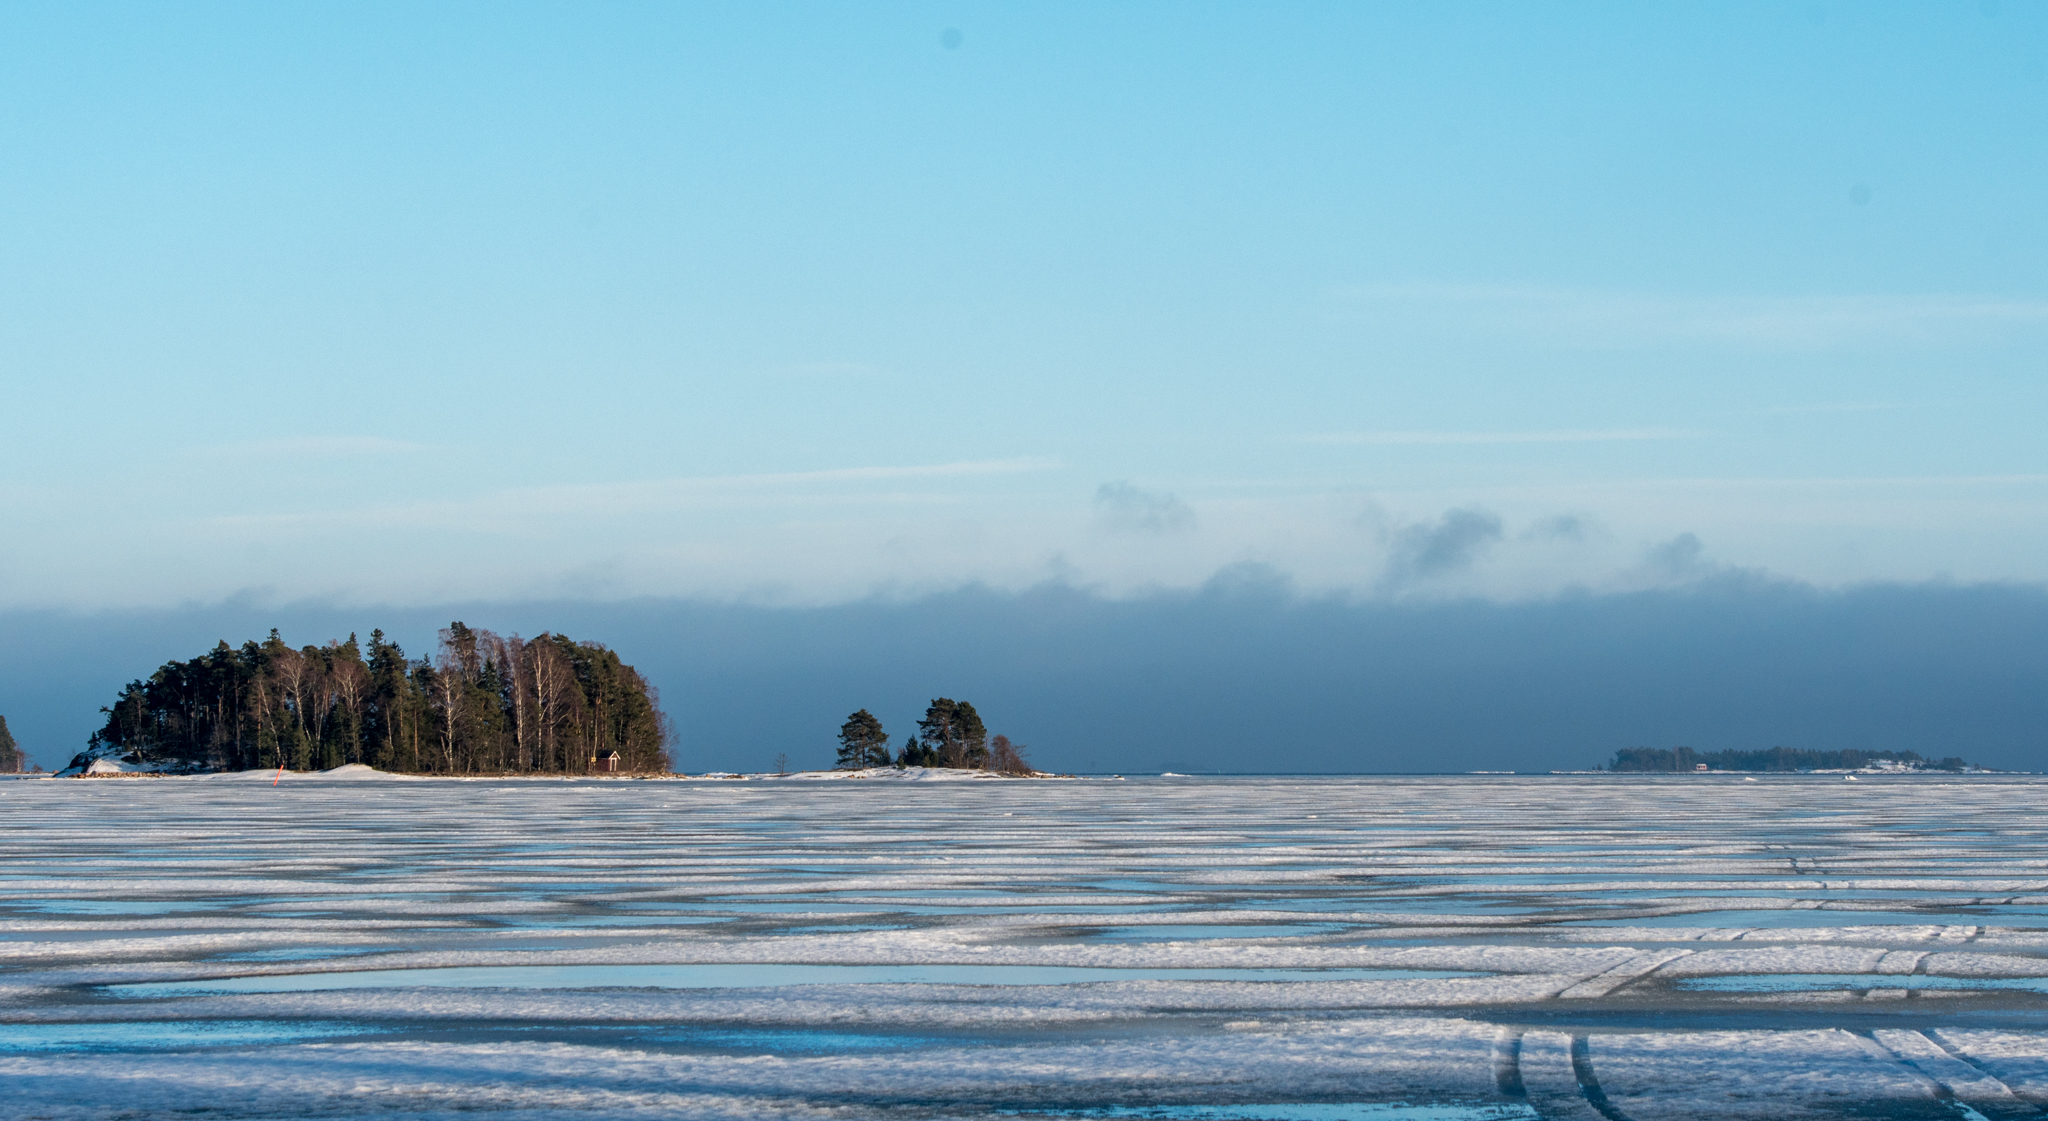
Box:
758, 767, 1034, 781
56, 743, 206, 777
205, 765, 416, 781
896, 767, 1004, 781
766, 769, 871, 780
317, 764, 409, 780
82, 758, 157, 775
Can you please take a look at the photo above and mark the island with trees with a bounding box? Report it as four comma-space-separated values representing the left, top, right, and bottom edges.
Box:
837, 699, 1037, 775
0, 716, 23, 773
1603, 746, 1974, 773
63, 623, 670, 776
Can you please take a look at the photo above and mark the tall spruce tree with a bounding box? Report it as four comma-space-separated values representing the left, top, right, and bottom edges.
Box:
0, 715, 21, 773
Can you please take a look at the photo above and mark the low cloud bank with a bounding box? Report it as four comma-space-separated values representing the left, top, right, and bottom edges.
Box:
1, 577, 2042, 774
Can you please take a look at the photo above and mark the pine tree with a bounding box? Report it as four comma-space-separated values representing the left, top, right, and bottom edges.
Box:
0, 715, 21, 773
836, 709, 887, 770
918, 698, 988, 768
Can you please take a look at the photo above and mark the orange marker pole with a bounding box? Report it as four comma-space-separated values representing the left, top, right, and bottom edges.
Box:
274, 762, 284, 786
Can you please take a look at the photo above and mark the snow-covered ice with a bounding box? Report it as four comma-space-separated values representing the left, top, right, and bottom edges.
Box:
3, 772, 2045, 1118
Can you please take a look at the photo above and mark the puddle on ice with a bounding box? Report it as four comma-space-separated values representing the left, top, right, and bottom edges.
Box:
110, 963, 1488, 996
1081, 878, 1200, 893
212, 947, 393, 962
0, 1020, 380, 1052
7, 899, 233, 915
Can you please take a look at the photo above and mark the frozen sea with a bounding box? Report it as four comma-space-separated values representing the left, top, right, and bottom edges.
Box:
3, 771, 2046, 1120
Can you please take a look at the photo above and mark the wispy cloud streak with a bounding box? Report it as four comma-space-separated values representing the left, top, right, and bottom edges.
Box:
1300, 428, 1695, 446
710, 458, 1061, 486
201, 457, 1064, 530
199, 436, 436, 460
1339, 284, 2048, 348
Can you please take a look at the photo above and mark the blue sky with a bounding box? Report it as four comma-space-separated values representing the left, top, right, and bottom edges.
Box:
4, 1, 2045, 609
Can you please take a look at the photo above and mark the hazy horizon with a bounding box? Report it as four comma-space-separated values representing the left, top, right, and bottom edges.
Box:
7, 570, 2042, 776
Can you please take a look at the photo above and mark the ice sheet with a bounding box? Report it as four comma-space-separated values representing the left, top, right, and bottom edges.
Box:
5, 773, 2047, 1117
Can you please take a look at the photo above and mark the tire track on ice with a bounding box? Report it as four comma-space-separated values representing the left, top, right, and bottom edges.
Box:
1554, 950, 1692, 999
1516, 1031, 1634, 1121
1871, 1029, 2037, 1120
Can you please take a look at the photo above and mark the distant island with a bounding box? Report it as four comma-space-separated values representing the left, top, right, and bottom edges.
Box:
64, 623, 670, 777
1603, 746, 1974, 773
835, 699, 1037, 775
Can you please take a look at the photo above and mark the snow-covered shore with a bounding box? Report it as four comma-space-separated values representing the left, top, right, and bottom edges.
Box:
50, 762, 1069, 781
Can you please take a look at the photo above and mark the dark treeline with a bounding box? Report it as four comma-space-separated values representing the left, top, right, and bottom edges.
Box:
1606, 746, 1971, 772
0, 715, 22, 773
81, 622, 671, 775
837, 698, 1034, 774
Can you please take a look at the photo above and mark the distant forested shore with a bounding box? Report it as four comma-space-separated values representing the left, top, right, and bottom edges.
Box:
68, 623, 670, 776
1604, 746, 1973, 773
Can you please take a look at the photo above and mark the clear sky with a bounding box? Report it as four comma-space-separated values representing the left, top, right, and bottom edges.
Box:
4, 1, 2044, 610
